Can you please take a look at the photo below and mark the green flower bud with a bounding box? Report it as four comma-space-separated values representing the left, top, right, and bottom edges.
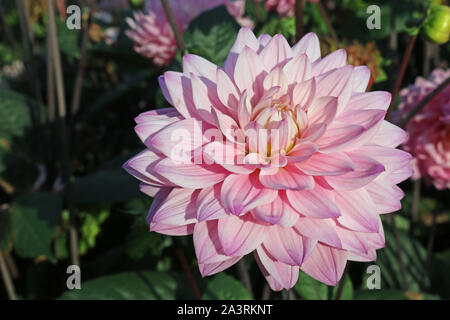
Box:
424, 5, 450, 44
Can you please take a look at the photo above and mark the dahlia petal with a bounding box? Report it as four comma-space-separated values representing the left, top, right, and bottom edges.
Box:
263, 67, 288, 98
301, 122, 327, 142
365, 180, 403, 214
198, 256, 241, 277
357, 145, 413, 174
139, 183, 160, 197
385, 165, 414, 185
283, 53, 311, 84
263, 225, 316, 266
161, 71, 199, 119
294, 218, 342, 249
259, 164, 315, 190
292, 32, 321, 62
297, 151, 354, 176
147, 187, 198, 226
300, 244, 347, 286
315, 65, 354, 114
221, 172, 278, 215
257, 33, 272, 48
193, 220, 229, 264
216, 68, 240, 113
190, 73, 218, 124
311, 49, 347, 77
284, 140, 318, 162
217, 214, 267, 256
150, 222, 195, 235
291, 78, 316, 108
352, 66, 371, 92
347, 249, 377, 262
196, 184, 228, 221
224, 27, 260, 76
255, 246, 300, 291
326, 153, 385, 190
234, 46, 266, 103
238, 91, 252, 128
183, 54, 217, 80
335, 189, 379, 233
212, 108, 245, 143
315, 122, 365, 153
371, 121, 408, 147
260, 34, 293, 70
307, 96, 338, 126
286, 184, 341, 219
347, 91, 392, 112
251, 192, 299, 227
154, 158, 228, 189
150, 118, 204, 160
134, 107, 181, 124
335, 225, 370, 256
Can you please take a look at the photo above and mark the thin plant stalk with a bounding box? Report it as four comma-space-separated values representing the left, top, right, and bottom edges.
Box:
160, 0, 185, 53
175, 246, 201, 300
262, 283, 271, 300
386, 35, 417, 118
46, 0, 79, 267
334, 262, 350, 300
237, 259, 254, 298
295, 0, 305, 42
0, 251, 17, 300
387, 215, 409, 291
316, 1, 338, 44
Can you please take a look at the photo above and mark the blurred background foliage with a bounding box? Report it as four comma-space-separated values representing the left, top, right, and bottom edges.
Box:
0, 0, 449, 300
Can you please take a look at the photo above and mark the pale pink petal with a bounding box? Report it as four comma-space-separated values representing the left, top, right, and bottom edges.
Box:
335, 189, 380, 233
296, 152, 355, 176
311, 49, 347, 77
263, 225, 317, 266
347, 91, 392, 112
255, 246, 300, 291
183, 54, 217, 80
161, 71, 199, 119
283, 53, 311, 84
284, 140, 318, 163
260, 34, 293, 70
286, 184, 341, 219
150, 222, 195, 235
371, 121, 408, 147
259, 164, 315, 190
224, 27, 260, 76
198, 256, 241, 277
292, 32, 321, 62
301, 244, 347, 286
307, 96, 338, 126
251, 192, 299, 227
291, 78, 316, 108
352, 66, 371, 92
193, 220, 229, 264
315, 122, 365, 153
294, 217, 342, 248
216, 68, 240, 113
221, 172, 278, 215
217, 214, 267, 256
196, 184, 229, 221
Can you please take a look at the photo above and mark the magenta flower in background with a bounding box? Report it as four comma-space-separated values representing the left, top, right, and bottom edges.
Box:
126, 0, 253, 67
396, 68, 450, 190
256, 0, 318, 17
123, 27, 412, 290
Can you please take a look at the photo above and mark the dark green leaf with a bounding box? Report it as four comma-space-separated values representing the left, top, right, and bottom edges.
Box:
0, 88, 32, 140
202, 273, 252, 300
294, 271, 328, 300
59, 271, 177, 300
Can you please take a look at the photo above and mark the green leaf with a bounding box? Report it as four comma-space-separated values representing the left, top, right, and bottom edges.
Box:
354, 289, 407, 300
0, 208, 11, 250
59, 271, 177, 300
184, 6, 240, 65
294, 271, 328, 300
11, 193, 61, 263
57, 18, 81, 59
331, 276, 354, 300
0, 88, 32, 140
202, 273, 252, 300
71, 168, 140, 204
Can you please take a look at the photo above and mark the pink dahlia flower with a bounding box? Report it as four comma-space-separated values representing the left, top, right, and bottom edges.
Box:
396, 68, 450, 190
257, 0, 318, 17
123, 27, 412, 290
126, 0, 253, 67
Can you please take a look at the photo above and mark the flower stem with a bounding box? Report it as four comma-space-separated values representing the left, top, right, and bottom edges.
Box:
160, 0, 185, 53
316, 1, 338, 44
386, 35, 417, 119
387, 215, 409, 291
334, 262, 350, 300
47, 0, 79, 267
295, 0, 305, 42
237, 259, 254, 298
399, 76, 450, 128
175, 246, 201, 300
0, 251, 17, 300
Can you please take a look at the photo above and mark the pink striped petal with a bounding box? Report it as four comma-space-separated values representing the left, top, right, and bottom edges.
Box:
251, 191, 299, 227
286, 184, 341, 219
292, 32, 321, 62
307, 96, 338, 126
193, 220, 229, 264
291, 78, 316, 108
283, 53, 311, 84
259, 164, 315, 190
296, 152, 355, 176
161, 71, 199, 119
224, 27, 260, 76
315, 122, 365, 153
311, 49, 347, 76
352, 66, 371, 92
217, 214, 267, 256
234, 46, 266, 103
335, 225, 370, 255
150, 222, 195, 235
183, 54, 217, 80
263, 225, 316, 266
198, 256, 241, 277
347, 91, 392, 112
221, 172, 278, 215
371, 121, 408, 148
294, 217, 342, 248
196, 184, 228, 221
301, 244, 347, 286
284, 140, 318, 163
260, 34, 293, 70
216, 68, 240, 113
365, 180, 403, 214
335, 189, 380, 233
255, 246, 300, 291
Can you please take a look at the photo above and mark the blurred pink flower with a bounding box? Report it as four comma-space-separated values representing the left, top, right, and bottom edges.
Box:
257, 0, 318, 17
126, 0, 253, 66
397, 68, 450, 190
124, 28, 412, 290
